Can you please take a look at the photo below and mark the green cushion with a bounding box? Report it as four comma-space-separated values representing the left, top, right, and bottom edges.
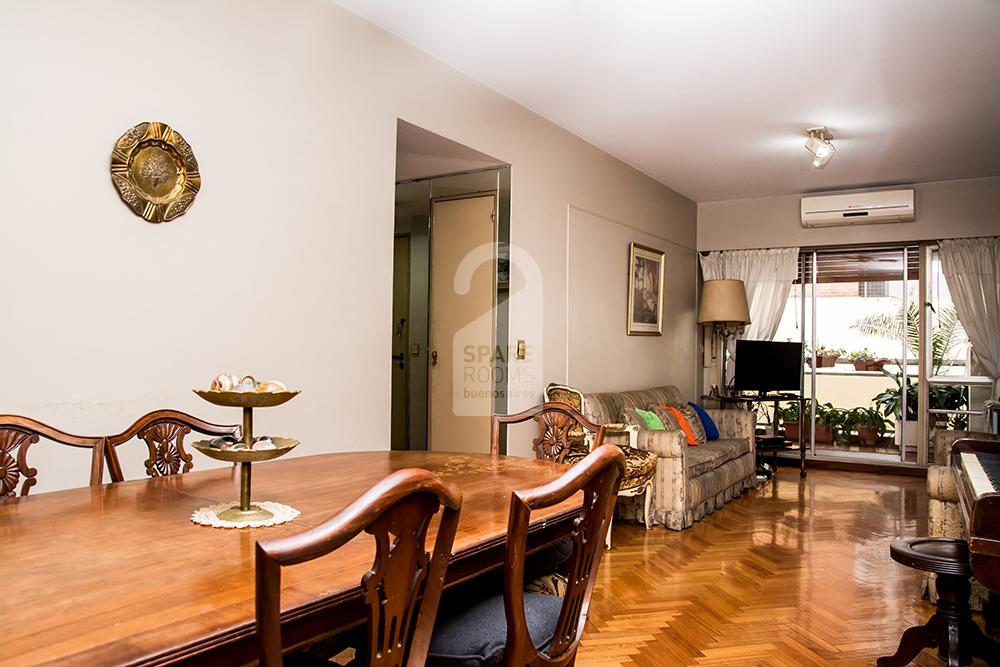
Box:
633, 408, 665, 430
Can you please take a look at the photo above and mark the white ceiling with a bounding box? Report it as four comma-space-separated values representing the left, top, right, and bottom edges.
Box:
337, 0, 1000, 202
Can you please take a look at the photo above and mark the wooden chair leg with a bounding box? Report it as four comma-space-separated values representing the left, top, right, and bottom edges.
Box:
643, 482, 652, 530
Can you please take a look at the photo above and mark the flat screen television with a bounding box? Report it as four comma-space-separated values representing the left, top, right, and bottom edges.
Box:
733, 340, 803, 394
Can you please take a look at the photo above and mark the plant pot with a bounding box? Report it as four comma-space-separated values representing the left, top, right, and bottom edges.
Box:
816, 356, 838, 368
853, 361, 868, 371
783, 421, 799, 442
815, 424, 834, 443
893, 418, 919, 449
865, 360, 886, 372
857, 427, 881, 446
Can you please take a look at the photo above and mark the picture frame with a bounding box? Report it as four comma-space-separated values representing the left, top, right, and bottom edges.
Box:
627, 242, 665, 335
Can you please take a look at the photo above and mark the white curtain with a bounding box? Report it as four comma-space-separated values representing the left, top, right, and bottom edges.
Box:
939, 237, 1000, 397
700, 247, 800, 341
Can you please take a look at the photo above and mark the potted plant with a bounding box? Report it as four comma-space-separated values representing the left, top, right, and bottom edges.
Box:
807, 345, 843, 368
845, 407, 889, 446
847, 348, 886, 372
814, 402, 844, 443
776, 402, 802, 441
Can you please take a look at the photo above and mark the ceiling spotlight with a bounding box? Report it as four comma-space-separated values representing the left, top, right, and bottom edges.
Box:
805, 126, 836, 169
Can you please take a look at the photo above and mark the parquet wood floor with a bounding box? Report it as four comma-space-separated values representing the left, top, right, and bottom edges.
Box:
578, 468, 998, 666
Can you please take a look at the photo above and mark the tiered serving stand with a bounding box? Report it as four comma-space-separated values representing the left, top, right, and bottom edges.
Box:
191, 387, 300, 523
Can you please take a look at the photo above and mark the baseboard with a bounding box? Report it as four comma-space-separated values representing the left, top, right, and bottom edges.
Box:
774, 456, 926, 477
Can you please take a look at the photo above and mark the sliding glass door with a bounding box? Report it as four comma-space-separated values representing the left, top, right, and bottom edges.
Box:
773, 245, 922, 463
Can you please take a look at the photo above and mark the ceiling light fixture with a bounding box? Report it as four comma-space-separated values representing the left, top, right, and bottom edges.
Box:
805, 126, 835, 169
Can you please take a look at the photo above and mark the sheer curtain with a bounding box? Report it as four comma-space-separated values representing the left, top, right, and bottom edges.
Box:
699, 247, 800, 341
939, 237, 1000, 397
700, 247, 800, 390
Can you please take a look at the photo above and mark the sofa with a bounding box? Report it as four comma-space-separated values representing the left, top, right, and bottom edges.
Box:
926, 429, 1000, 609
580, 385, 756, 530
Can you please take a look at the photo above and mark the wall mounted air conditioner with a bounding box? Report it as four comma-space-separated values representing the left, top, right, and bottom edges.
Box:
800, 189, 915, 227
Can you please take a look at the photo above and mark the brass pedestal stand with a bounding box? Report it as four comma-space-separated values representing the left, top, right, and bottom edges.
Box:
191, 388, 300, 524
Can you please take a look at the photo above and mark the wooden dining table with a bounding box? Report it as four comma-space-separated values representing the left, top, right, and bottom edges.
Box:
1, 451, 581, 667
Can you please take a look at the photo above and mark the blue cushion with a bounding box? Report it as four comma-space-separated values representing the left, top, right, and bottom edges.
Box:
427, 593, 564, 667
687, 402, 719, 440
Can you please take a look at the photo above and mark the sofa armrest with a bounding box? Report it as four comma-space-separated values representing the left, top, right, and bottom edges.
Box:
705, 409, 755, 442
586, 423, 639, 450
633, 429, 686, 458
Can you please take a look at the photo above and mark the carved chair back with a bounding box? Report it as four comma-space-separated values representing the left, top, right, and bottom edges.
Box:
256, 468, 463, 667
0, 415, 106, 499
502, 444, 625, 666
104, 410, 240, 481
490, 402, 606, 463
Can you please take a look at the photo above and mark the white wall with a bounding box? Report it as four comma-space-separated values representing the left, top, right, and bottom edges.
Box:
567, 207, 697, 396
0, 0, 696, 492
697, 177, 1000, 251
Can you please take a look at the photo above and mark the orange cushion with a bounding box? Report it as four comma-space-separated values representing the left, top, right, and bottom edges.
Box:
662, 405, 700, 446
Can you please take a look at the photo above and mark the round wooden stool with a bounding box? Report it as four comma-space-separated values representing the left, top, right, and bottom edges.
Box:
878, 537, 1000, 667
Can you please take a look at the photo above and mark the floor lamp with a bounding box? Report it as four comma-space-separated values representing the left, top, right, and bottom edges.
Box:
698, 279, 751, 395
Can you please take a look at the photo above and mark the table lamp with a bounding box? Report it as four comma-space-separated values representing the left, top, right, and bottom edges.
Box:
698, 279, 751, 394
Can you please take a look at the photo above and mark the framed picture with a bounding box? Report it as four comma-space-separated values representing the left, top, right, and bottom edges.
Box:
627, 242, 665, 335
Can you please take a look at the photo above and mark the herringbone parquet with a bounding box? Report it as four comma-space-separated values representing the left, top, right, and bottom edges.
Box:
577, 468, 997, 667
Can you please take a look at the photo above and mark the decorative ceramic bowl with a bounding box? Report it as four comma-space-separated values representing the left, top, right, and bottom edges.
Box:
191, 437, 298, 463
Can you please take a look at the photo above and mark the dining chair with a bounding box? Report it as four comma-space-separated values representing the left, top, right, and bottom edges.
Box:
426, 444, 625, 667
0, 415, 106, 498
256, 468, 463, 667
104, 409, 240, 481
490, 401, 607, 463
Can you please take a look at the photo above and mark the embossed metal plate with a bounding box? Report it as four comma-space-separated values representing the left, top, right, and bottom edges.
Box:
110, 121, 201, 223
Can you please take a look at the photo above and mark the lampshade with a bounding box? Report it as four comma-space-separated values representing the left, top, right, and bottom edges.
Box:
698, 279, 750, 326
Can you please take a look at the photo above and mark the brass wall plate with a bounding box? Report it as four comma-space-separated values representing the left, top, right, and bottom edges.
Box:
110, 121, 201, 223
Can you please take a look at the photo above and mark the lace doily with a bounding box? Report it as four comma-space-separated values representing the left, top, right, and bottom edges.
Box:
191, 501, 300, 529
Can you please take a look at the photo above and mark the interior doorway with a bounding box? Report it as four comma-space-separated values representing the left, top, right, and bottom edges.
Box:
390, 120, 510, 452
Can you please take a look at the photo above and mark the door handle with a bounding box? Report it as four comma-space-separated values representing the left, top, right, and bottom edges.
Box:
431, 350, 438, 366
391, 353, 405, 370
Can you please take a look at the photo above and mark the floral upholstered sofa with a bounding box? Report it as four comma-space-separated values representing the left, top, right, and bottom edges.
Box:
580, 385, 756, 530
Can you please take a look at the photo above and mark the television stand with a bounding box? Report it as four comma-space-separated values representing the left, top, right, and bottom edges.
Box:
700, 392, 806, 478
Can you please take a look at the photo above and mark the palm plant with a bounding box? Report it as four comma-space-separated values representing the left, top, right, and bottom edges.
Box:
851, 302, 968, 428
849, 301, 964, 375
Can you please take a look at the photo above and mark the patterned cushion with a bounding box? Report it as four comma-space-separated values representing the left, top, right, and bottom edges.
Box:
621, 408, 647, 429
651, 406, 681, 431
927, 465, 959, 503
564, 445, 654, 492
619, 446, 657, 491
544, 383, 586, 442
665, 403, 707, 444
687, 402, 719, 440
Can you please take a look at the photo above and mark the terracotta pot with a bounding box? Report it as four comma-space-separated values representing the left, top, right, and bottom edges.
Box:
783, 421, 799, 442
865, 360, 887, 372
853, 361, 868, 371
815, 424, 834, 443
816, 356, 838, 368
857, 427, 881, 446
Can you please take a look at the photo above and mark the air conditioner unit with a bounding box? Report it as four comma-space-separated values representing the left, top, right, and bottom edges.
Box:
800, 189, 915, 227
